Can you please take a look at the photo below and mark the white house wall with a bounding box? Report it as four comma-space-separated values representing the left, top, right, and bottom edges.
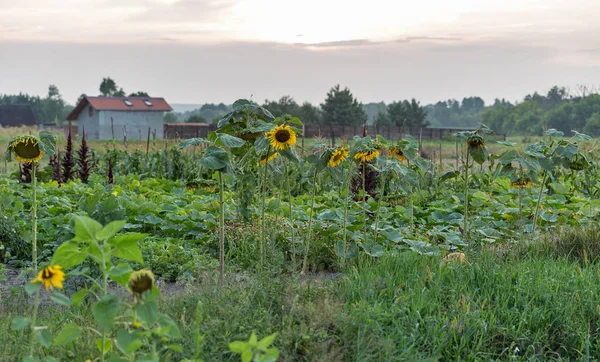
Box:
76, 104, 100, 138
76, 109, 165, 140
100, 111, 165, 140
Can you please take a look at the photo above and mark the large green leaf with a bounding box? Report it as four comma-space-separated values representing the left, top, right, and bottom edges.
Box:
178, 137, 212, 150
92, 294, 120, 331
35, 330, 52, 348
51, 241, 87, 269
217, 133, 246, 148
54, 323, 82, 346
109, 234, 146, 264
72, 215, 103, 242
115, 329, 143, 356
38, 131, 57, 156
97, 220, 126, 240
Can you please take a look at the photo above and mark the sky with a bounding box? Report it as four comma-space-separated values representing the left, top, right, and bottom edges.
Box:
1, 0, 599, 106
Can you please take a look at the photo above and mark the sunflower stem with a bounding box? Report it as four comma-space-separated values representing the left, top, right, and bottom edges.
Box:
259, 146, 271, 271
341, 161, 353, 267
284, 160, 296, 272
218, 171, 225, 285
28, 285, 40, 357
31, 162, 38, 271
463, 146, 470, 242
373, 173, 386, 244
362, 162, 367, 243
532, 171, 547, 235
301, 169, 318, 275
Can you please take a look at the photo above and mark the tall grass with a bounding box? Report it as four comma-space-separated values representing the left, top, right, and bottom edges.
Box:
2, 240, 600, 361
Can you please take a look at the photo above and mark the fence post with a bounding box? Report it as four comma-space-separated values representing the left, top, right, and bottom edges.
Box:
418, 128, 423, 156
123, 125, 128, 149
111, 117, 115, 143
146, 127, 151, 157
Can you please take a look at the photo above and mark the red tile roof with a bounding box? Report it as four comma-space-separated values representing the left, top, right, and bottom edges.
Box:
67, 96, 172, 120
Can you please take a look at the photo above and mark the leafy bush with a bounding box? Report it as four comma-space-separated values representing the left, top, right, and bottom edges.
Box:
0, 213, 25, 264
140, 237, 218, 282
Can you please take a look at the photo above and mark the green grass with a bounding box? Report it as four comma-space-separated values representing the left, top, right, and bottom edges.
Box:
3, 236, 600, 361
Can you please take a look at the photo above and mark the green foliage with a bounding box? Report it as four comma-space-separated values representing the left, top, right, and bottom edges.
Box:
229, 332, 280, 362
320, 85, 366, 126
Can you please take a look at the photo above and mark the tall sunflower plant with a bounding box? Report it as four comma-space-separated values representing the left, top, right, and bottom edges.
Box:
14, 216, 182, 361
256, 115, 302, 271
5, 131, 57, 271
179, 134, 246, 284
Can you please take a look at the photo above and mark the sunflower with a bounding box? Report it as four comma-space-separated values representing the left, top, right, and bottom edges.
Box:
9, 136, 43, 163
354, 150, 380, 163
259, 152, 278, 166
32, 265, 65, 291
388, 147, 406, 162
128, 269, 155, 296
265, 124, 297, 151
466, 134, 485, 149
510, 178, 533, 188
328, 147, 349, 167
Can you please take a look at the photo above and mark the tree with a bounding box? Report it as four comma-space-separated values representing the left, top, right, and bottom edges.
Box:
129, 91, 150, 97
99, 77, 126, 97
583, 112, 600, 136
296, 102, 322, 125
262, 96, 299, 117
320, 85, 366, 125
185, 114, 207, 123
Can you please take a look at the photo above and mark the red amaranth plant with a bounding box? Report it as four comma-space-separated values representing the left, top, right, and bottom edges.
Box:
61, 127, 75, 183
77, 129, 90, 183
49, 151, 61, 185
107, 156, 114, 184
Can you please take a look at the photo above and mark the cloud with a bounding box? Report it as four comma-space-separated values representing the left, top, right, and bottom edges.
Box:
294, 36, 461, 48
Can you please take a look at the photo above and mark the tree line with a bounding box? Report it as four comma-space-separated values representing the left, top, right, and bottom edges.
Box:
3, 79, 600, 136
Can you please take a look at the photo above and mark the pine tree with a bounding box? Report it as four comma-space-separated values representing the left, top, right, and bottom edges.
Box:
61, 127, 75, 183
77, 129, 90, 183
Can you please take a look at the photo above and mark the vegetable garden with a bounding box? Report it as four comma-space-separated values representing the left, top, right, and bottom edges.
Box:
2, 99, 600, 361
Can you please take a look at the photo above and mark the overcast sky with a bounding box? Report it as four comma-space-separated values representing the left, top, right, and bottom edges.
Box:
1, 0, 599, 106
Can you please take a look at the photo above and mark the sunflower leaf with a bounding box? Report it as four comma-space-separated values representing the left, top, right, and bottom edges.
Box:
38, 131, 57, 156
49, 292, 72, 306
92, 294, 121, 331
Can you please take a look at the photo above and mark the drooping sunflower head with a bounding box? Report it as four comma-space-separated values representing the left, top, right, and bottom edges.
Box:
510, 177, 533, 189
32, 265, 65, 291
265, 124, 297, 151
328, 147, 349, 168
353, 150, 380, 163
128, 269, 155, 296
466, 134, 485, 149
388, 147, 406, 162
259, 152, 278, 166
9, 136, 43, 164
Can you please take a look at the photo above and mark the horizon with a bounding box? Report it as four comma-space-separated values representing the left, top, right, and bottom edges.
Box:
1, 0, 599, 106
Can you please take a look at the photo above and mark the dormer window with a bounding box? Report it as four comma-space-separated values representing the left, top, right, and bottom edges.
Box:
124, 99, 133, 106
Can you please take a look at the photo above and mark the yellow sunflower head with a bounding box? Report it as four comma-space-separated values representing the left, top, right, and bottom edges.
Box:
32, 265, 65, 291
510, 177, 533, 189
265, 124, 297, 151
353, 150, 380, 163
328, 147, 349, 167
259, 152, 278, 166
10, 136, 43, 164
388, 147, 406, 162
128, 269, 155, 296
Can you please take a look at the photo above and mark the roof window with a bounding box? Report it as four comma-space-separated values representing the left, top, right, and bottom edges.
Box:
144, 100, 153, 106
124, 99, 133, 106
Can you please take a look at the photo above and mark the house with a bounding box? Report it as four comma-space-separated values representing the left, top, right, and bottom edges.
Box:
0, 104, 37, 126
66, 96, 173, 140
